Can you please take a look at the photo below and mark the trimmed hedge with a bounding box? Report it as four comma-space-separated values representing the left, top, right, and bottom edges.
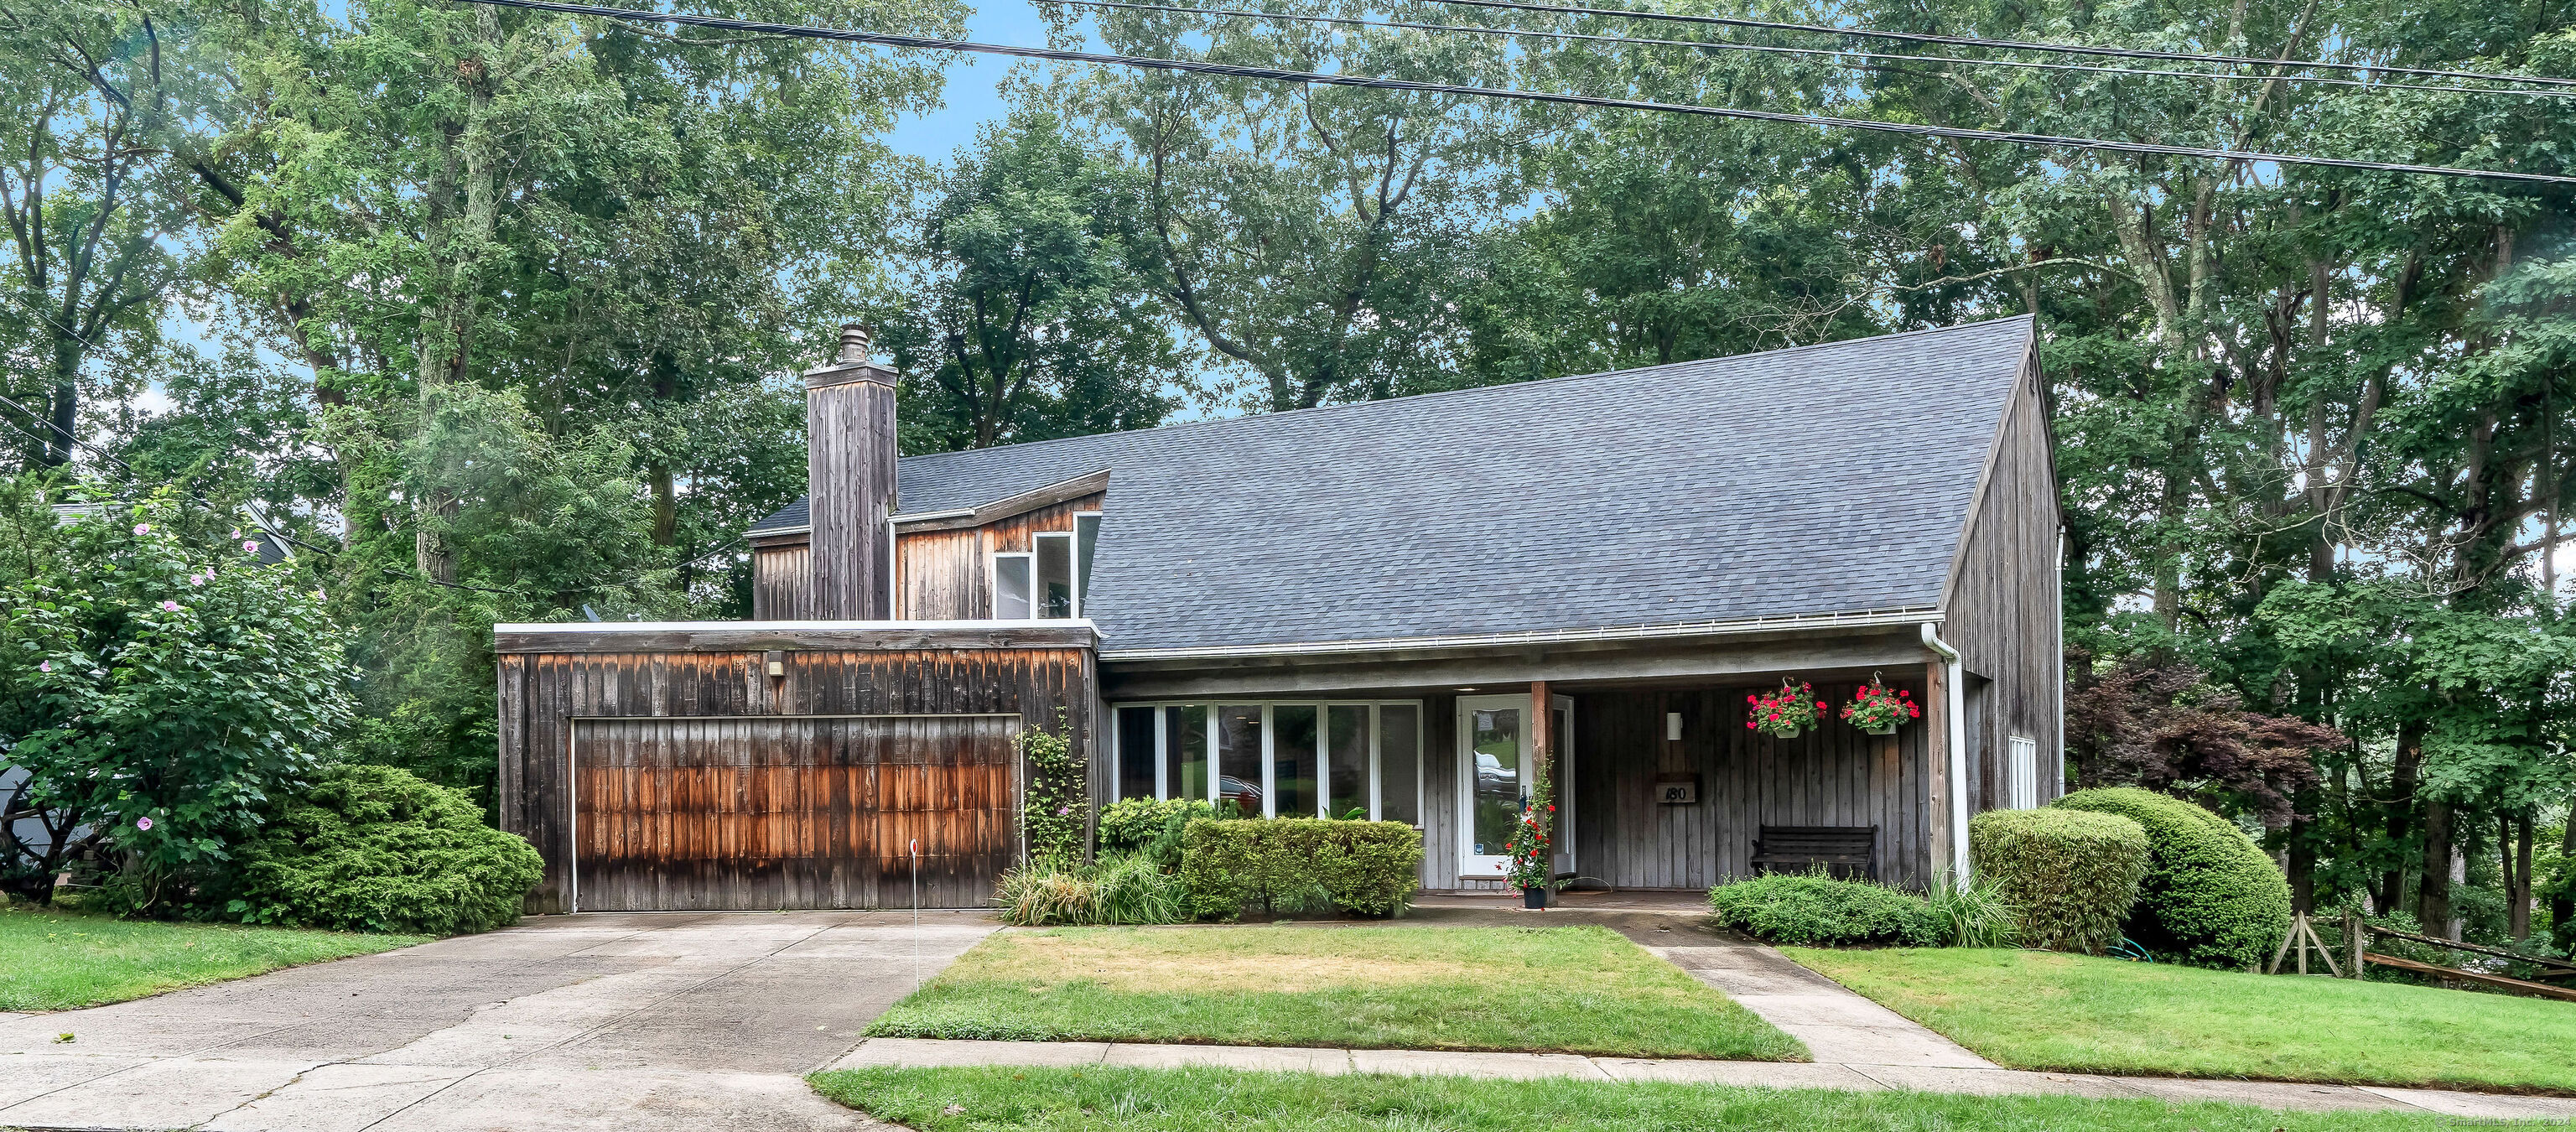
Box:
1969, 807, 2149, 953
1179, 818, 1422, 920
1706, 873, 1944, 947
1096, 797, 1214, 869
2053, 787, 2290, 968
225, 765, 544, 935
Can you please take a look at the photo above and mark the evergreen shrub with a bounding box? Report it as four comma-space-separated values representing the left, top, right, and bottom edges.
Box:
1970, 807, 2149, 953
1179, 818, 1422, 920
2053, 787, 2290, 968
1707, 872, 1944, 947
225, 765, 543, 934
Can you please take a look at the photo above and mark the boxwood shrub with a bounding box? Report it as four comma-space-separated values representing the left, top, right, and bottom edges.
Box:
1706, 872, 1944, 947
1969, 807, 2149, 953
1179, 818, 1422, 920
223, 764, 544, 934
2052, 787, 2290, 968
1096, 797, 1215, 869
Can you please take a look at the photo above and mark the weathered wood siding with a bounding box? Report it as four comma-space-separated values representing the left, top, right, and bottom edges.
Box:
1567, 683, 1934, 889
573, 714, 1018, 911
893, 491, 1104, 620
497, 627, 1094, 913
806, 366, 897, 620
750, 539, 812, 621
1940, 346, 2064, 815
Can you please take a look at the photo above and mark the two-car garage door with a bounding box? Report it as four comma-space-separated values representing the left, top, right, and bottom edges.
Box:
570, 714, 1020, 911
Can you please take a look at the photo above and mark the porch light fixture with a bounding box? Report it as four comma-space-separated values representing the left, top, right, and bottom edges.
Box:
1665, 712, 1683, 741
766, 650, 787, 678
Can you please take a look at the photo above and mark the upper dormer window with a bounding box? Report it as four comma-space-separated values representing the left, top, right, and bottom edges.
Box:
995, 525, 1089, 620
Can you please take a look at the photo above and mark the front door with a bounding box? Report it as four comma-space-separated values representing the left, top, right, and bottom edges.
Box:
1456, 694, 1576, 882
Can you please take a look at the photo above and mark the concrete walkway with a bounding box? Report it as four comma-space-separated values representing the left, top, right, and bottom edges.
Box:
827, 1036, 2576, 1119
0, 911, 994, 1132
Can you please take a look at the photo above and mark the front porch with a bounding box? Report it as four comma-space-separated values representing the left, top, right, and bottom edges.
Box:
1099, 664, 1946, 896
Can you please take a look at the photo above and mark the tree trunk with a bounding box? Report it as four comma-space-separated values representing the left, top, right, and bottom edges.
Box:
2378, 716, 2425, 915
2507, 812, 2532, 942
2416, 798, 2453, 937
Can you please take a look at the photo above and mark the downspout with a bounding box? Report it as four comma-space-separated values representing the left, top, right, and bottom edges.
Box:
2054, 532, 2067, 800
1922, 623, 1970, 879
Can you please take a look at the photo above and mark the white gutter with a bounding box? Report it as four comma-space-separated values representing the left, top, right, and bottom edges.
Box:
1922, 622, 1970, 879
1097, 608, 1940, 662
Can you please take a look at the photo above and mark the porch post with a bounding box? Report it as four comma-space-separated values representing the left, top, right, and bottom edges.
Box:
1923, 661, 1951, 882
1528, 680, 1551, 787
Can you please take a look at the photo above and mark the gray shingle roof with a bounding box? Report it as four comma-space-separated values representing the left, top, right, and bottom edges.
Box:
752, 316, 2036, 652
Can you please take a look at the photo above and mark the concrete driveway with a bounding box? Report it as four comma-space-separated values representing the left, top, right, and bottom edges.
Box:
0, 910, 997, 1132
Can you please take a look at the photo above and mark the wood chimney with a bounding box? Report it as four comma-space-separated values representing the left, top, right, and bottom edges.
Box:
803, 324, 896, 620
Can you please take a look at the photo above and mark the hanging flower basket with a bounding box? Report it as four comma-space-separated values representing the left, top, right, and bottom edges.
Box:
1745, 679, 1820, 739
1841, 673, 1920, 735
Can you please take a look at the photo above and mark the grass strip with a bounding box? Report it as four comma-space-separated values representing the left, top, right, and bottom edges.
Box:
1787, 945, 2576, 1093
809, 1064, 2463, 1131
865, 924, 1801, 1061
1, 903, 426, 1011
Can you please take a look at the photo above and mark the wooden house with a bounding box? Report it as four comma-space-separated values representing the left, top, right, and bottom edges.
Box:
496, 317, 2062, 912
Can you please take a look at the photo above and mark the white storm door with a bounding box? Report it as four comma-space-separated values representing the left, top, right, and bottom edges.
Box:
1456, 694, 1576, 881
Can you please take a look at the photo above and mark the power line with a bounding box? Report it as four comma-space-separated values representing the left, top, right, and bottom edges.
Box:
1052, 0, 2576, 100
1412, 0, 2576, 90
456, 0, 2576, 184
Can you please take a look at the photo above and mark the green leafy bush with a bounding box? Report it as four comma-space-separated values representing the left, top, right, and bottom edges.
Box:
1970, 807, 2150, 953
994, 853, 1187, 926
1179, 818, 1422, 920
222, 765, 543, 934
1708, 872, 1943, 947
1096, 797, 1214, 868
0, 490, 356, 908
1021, 722, 1086, 866
2053, 787, 2290, 968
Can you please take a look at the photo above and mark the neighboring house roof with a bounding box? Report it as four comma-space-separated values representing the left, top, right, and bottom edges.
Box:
751, 315, 2039, 652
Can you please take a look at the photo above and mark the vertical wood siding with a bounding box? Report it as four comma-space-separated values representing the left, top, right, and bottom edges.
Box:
1559, 683, 1933, 890
750, 543, 813, 621
501, 644, 1093, 912
892, 491, 1105, 620
1941, 351, 2064, 816
808, 376, 897, 619
1409, 683, 1933, 893
573, 714, 1018, 911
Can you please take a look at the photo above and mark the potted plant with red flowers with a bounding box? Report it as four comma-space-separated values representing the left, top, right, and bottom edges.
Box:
1744, 679, 1820, 739
1504, 768, 1556, 908
1840, 672, 1919, 735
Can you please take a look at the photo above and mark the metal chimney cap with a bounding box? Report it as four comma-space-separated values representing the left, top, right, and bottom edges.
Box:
837, 324, 872, 364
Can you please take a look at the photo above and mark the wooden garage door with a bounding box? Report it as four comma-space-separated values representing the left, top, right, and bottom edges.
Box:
572, 714, 1020, 911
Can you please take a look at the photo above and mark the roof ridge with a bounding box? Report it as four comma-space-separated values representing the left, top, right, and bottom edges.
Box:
899, 314, 2037, 467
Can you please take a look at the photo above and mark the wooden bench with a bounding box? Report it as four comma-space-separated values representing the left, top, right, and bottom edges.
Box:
1751, 825, 1878, 880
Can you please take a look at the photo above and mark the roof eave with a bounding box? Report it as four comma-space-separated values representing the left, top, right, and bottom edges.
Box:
1094, 608, 1943, 663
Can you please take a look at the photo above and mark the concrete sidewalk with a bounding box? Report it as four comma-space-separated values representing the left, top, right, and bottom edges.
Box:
826, 1036, 2576, 1119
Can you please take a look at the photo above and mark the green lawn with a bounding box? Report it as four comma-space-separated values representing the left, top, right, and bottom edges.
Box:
1788, 946, 2576, 1093
0, 903, 425, 1011
865, 924, 1803, 1061
810, 1065, 2459, 1132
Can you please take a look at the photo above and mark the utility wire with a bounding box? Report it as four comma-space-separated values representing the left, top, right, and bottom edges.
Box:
1052, 0, 2576, 100
455, 0, 2576, 184
1411, 0, 2576, 90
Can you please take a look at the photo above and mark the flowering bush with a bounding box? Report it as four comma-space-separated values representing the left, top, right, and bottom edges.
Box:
1745, 679, 1820, 738
1840, 678, 1920, 733
1, 490, 355, 911
1504, 765, 1556, 891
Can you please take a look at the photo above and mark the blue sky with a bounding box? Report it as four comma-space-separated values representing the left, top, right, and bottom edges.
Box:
882, 0, 1061, 165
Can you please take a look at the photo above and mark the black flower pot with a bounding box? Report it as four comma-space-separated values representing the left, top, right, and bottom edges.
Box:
1522, 885, 1548, 910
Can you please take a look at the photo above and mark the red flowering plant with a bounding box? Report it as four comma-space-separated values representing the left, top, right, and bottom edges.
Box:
1744, 678, 1820, 738
1504, 766, 1556, 891
1840, 673, 1920, 734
